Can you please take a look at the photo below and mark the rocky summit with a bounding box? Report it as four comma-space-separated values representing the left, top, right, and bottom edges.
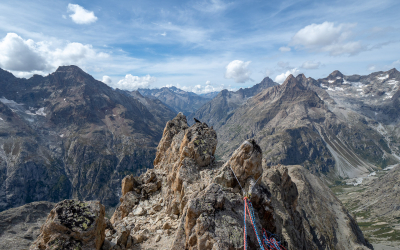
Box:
98, 113, 371, 250
0, 66, 176, 211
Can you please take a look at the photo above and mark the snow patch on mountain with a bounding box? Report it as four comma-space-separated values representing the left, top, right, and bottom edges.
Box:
376, 74, 389, 81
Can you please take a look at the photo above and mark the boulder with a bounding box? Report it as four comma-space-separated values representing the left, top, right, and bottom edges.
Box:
224, 139, 262, 187
30, 200, 106, 250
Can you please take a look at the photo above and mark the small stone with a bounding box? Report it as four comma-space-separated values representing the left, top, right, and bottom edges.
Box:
153, 204, 162, 211
126, 235, 133, 248
133, 233, 147, 243
162, 222, 171, 230
155, 234, 161, 242
133, 207, 146, 216
101, 239, 113, 250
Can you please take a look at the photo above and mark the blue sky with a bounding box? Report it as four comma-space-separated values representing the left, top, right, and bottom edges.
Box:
0, 0, 399, 93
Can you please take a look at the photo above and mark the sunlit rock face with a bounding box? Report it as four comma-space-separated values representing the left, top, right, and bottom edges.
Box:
108, 113, 372, 250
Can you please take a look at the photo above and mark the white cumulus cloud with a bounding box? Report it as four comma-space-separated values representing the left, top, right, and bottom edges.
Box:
225, 60, 252, 83
0, 33, 48, 72
0, 33, 109, 75
115, 74, 156, 90
68, 4, 98, 24
290, 22, 364, 56
102, 75, 112, 84
301, 61, 321, 69
279, 46, 291, 52
50, 42, 108, 66
275, 68, 299, 84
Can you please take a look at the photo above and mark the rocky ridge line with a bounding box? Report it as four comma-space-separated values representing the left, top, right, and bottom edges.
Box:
104, 113, 372, 250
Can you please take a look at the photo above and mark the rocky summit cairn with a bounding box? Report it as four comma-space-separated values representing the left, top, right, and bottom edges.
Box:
30, 200, 106, 250
106, 113, 372, 250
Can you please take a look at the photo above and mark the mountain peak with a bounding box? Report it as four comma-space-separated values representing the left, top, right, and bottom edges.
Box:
329, 70, 344, 78
55, 65, 85, 73
387, 68, 399, 76
296, 73, 307, 82
281, 74, 298, 86
52, 65, 95, 84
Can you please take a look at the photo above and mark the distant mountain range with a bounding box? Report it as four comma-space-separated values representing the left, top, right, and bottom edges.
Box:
188, 76, 278, 127
137, 86, 215, 116
0, 65, 399, 211
0, 66, 176, 211
210, 69, 400, 181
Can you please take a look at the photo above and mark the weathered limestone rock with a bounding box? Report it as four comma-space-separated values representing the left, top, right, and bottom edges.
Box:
121, 175, 135, 196
110, 192, 140, 224
225, 139, 263, 186
154, 112, 189, 167
107, 113, 372, 250
110, 168, 162, 224
30, 200, 106, 250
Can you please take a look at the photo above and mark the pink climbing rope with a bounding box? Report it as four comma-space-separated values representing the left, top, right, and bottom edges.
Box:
243, 197, 286, 250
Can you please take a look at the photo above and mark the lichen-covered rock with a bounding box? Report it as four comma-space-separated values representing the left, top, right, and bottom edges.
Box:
30, 200, 106, 250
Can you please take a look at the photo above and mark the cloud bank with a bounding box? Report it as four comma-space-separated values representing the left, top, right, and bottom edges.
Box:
0, 33, 108, 74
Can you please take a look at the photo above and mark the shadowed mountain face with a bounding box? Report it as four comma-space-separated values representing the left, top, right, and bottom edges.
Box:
215, 71, 400, 180
188, 76, 278, 128
138, 86, 213, 116
0, 66, 176, 211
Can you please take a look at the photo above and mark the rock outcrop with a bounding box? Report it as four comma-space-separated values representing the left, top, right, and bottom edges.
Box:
107, 113, 372, 250
30, 200, 106, 250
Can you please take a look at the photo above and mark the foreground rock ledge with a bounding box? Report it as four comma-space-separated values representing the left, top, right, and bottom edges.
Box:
107, 113, 372, 250
30, 200, 106, 250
